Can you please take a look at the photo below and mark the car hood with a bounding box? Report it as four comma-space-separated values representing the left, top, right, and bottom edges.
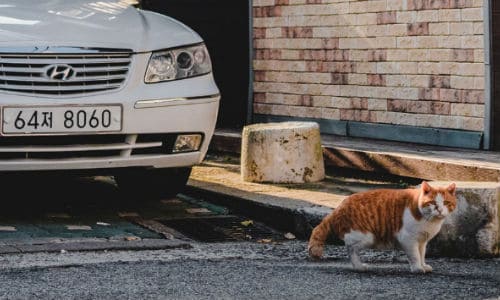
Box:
0, 0, 202, 53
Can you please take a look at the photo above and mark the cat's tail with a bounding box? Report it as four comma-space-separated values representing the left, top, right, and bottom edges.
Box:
308, 214, 335, 259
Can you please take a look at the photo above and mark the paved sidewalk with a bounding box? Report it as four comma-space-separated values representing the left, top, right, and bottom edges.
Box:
187, 154, 419, 239
187, 153, 500, 257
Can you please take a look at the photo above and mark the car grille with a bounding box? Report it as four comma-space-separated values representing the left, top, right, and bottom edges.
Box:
0, 52, 132, 96
0, 134, 178, 160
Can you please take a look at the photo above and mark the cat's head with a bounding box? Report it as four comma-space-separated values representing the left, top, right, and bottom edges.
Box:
418, 181, 457, 220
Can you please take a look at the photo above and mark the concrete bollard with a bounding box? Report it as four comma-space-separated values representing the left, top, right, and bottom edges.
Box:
241, 122, 325, 183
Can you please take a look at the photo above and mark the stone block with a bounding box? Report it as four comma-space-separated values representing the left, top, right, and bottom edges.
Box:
241, 122, 325, 183
428, 181, 499, 257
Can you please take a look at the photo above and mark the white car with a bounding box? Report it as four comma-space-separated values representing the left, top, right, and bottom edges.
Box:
0, 0, 220, 197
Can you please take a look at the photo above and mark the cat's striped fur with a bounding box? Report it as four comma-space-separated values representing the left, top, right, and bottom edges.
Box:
308, 181, 457, 273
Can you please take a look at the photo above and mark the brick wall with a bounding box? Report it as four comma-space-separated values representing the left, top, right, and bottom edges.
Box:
252, 0, 486, 134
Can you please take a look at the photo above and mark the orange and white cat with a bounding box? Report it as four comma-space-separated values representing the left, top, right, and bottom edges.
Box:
308, 181, 457, 273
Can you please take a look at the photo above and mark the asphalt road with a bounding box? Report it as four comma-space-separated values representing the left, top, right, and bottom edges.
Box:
0, 175, 497, 299
0, 242, 498, 299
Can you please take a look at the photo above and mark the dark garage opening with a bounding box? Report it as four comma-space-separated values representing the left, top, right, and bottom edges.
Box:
141, 0, 251, 129
492, 2, 500, 150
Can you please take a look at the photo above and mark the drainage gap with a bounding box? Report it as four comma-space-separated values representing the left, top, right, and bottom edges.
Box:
159, 216, 282, 243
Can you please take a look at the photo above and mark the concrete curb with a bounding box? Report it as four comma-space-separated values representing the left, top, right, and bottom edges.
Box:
185, 185, 324, 240
0, 238, 191, 254
187, 166, 500, 257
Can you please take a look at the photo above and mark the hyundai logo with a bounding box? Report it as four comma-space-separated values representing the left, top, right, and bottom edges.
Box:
45, 64, 76, 81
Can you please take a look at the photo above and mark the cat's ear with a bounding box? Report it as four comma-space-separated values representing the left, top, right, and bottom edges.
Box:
447, 183, 456, 195
421, 181, 431, 194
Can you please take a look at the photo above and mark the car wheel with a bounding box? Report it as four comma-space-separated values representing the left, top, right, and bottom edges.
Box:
115, 167, 192, 200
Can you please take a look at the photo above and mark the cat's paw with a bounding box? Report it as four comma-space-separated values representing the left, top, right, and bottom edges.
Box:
353, 263, 369, 272
422, 264, 433, 273
410, 265, 426, 274
308, 244, 323, 260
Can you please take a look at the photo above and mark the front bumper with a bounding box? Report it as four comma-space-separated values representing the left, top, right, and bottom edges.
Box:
0, 151, 205, 172
0, 96, 219, 171
0, 52, 220, 171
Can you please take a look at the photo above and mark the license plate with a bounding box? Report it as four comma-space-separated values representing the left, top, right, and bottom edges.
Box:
2, 105, 122, 135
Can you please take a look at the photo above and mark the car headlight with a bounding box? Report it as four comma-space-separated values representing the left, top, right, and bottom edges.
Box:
145, 43, 212, 83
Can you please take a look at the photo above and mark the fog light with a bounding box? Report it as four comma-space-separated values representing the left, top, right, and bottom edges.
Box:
173, 134, 202, 153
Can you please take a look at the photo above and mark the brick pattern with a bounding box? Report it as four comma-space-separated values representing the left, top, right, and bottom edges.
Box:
252, 0, 486, 132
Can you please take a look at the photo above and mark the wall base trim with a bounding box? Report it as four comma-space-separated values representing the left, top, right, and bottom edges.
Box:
253, 114, 483, 149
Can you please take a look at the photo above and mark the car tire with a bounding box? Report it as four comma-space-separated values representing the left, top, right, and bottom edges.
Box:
115, 167, 192, 200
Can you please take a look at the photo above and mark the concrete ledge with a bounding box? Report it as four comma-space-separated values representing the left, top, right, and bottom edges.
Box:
211, 129, 500, 182
188, 158, 500, 257
210, 129, 242, 154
